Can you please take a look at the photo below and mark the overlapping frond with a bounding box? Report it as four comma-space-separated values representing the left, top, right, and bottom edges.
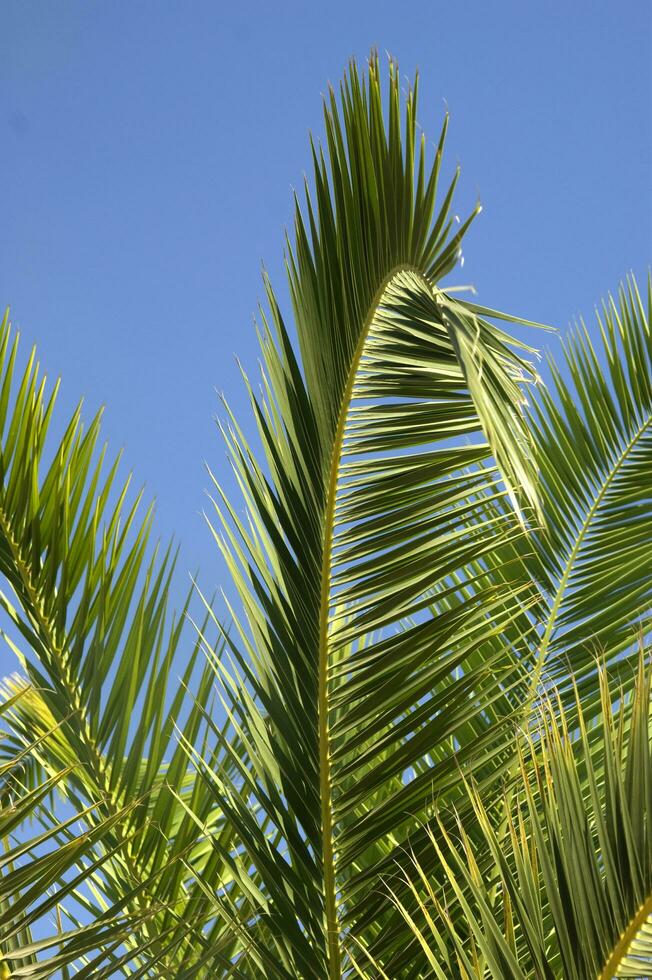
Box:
197, 54, 546, 977
0, 686, 154, 978
523, 276, 652, 714
374, 276, 652, 974
394, 651, 652, 979
0, 308, 240, 974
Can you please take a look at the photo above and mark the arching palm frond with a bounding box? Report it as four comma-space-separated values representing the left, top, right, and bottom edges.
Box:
394, 650, 652, 979
374, 276, 652, 974
193, 54, 549, 978
0, 308, 241, 975
524, 276, 652, 715
411, 273, 652, 723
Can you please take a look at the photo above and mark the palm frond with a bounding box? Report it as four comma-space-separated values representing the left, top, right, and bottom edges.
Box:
196, 53, 547, 977
395, 648, 652, 979
0, 306, 241, 974
416, 274, 652, 728
524, 275, 652, 715
379, 274, 652, 971
0, 687, 160, 978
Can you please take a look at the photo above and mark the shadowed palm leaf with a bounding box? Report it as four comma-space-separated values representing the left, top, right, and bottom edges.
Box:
392, 652, 652, 979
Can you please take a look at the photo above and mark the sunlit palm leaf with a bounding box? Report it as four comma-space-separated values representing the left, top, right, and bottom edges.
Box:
394, 650, 652, 979
420, 274, 652, 725
195, 54, 547, 977
0, 307, 241, 973
524, 275, 652, 716
0, 688, 160, 978
378, 275, 652, 971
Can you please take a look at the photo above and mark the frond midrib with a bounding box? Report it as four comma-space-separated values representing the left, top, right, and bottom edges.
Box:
0, 501, 110, 792
318, 261, 419, 978
598, 890, 652, 980
0, 502, 178, 975
527, 408, 652, 715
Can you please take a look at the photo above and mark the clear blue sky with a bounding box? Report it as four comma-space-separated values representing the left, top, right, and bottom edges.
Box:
1, 1, 651, 644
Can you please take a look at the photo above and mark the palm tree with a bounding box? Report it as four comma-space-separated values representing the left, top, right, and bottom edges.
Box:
0, 54, 649, 979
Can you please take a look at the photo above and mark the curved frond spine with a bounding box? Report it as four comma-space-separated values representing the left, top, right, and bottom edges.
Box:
524, 274, 652, 716
204, 54, 544, 976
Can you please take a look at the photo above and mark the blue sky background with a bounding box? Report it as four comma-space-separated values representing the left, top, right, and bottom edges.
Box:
1, 1, 651, 674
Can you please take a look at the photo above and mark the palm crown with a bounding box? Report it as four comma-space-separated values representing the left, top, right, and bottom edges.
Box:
0, 55, 650, 979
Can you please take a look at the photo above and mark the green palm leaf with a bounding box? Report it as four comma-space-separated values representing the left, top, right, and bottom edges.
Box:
395, 651, 652, 979
195, 53, 549, 977
0, 686, 157, 978
372, 276, 652, 973
525, 276, 652, 713
0, 307, 242, 974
